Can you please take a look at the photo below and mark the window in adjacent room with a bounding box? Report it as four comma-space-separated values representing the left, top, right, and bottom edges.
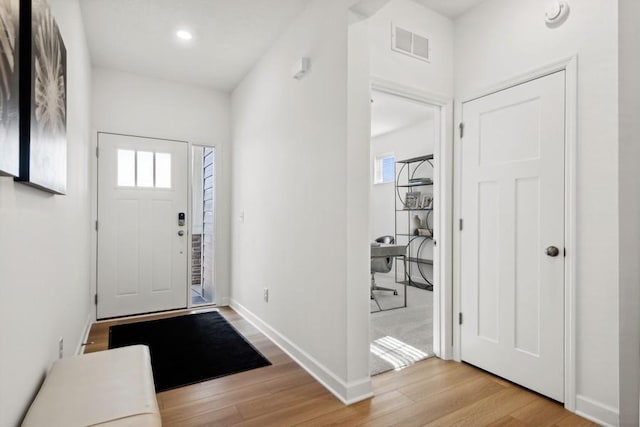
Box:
374, 153, 395, 184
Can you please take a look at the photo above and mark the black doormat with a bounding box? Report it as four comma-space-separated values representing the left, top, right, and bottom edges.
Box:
109, 311, 271, 392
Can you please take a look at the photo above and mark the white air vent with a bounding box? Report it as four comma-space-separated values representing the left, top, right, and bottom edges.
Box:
394, 27, 413, 54
391, 25, 430, 62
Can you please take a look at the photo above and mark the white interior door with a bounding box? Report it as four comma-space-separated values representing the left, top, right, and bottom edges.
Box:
460, 71, 566, 401
97, 133, 189, 319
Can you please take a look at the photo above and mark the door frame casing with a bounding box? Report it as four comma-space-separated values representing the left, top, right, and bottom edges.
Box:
452, 56, 578, 410
370, 76, 455, 361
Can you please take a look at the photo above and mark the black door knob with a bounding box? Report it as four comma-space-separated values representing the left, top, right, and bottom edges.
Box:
545, 246, 560, 257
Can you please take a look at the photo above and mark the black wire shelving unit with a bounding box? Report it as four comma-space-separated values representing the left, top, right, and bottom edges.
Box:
394, 154, 434, 292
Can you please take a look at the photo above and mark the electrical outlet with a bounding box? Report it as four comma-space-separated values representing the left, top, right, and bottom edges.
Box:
58, 337, 64, 359
263, 288, 269, 302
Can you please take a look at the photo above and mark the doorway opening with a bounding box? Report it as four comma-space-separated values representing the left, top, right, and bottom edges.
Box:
369, 89, 441, 375
190, 145, 216, 306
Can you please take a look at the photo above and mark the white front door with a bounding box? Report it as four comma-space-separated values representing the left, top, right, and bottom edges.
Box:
97, 133, 189, 319
460, 71, 566, 401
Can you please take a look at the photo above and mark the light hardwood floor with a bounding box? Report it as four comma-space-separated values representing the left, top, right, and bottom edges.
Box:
85, 307, 595, 426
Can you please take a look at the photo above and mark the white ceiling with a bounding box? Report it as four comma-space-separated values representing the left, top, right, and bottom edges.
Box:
371, 90, 435, 138
80, 0, 313, 92
411, 0, 487, 18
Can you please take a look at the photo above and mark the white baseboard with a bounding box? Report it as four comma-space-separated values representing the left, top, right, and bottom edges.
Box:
229, 299, 372, 405
76, 313, 93, 355
576, 394, 619, 427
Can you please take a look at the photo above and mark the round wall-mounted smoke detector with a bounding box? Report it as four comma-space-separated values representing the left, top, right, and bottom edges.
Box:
545, 1, 570, 25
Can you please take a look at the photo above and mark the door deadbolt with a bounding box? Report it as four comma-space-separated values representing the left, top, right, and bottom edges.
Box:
545, 246, 560, 257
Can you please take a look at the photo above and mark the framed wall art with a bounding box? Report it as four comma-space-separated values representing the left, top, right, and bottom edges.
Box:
17, 0, 67, 194
0, 0, 20, 177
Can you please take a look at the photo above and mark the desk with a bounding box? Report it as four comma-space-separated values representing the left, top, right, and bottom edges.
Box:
371, 243, 407, 312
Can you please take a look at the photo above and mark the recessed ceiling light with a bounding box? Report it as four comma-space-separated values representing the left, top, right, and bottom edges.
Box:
176, 30, 193, 41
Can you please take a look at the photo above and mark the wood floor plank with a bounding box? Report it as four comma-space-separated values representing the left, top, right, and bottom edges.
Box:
297, 390, 414, 426
160, 380, 273, 425
372, 358, 460, 395
232, 394, 346, 427
396, 362, 485, 401
235, 381, 329, 420
361, 376, 505, 427
85, 307, 596, 426
554, 413, 599, 426
509, 397, 574, 426
160, 368, 320, 426
424, 387, 538, 426
486, 415, 529, 427
159, 362, 305, 410
165, 403, 243, 427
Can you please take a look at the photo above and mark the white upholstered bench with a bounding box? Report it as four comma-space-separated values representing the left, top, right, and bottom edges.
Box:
22, 345, 161, 427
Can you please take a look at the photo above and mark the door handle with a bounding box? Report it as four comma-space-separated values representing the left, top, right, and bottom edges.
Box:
545, 246, 560, 257
178, 230, 185, 237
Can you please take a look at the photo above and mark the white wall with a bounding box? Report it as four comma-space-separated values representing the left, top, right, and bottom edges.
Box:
231, 0, 372, 402
367, 0, 454, 97
0, 0, 93, 425
91, 68, 232, 305
370, 120, 435, 239
346, 10, 374, 397
618, 0, 640, 425
91, 68, 230, 148
455, 1, 619, 424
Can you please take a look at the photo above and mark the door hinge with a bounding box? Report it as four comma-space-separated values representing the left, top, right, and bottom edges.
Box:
459, 312, 463, 325
96, 146, 99, 158
94, 294, 98, 305
459, 122, 465, 139
459, 219, 464, 231
95, 220, 99, 231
